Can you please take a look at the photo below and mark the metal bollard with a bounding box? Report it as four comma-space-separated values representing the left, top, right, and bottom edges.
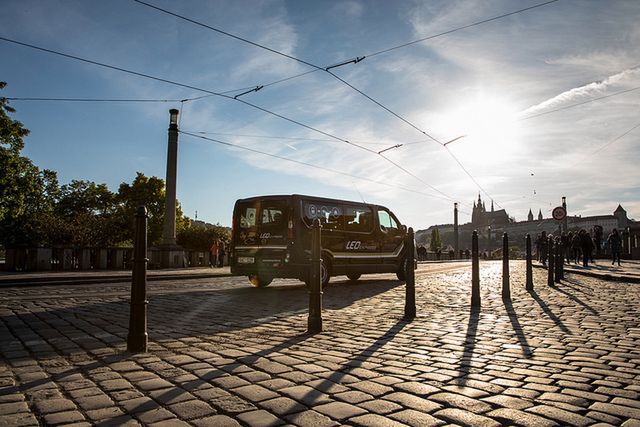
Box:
502, 233, 510, 299
547, 235, 555, 286
525, 234, 533, 291
554, 237, 562, 283
404, 227, 416, 320
307, 219, 323, 334
471, 230, 480, 308
128, 206, 148, 353
558, 239, 565, 280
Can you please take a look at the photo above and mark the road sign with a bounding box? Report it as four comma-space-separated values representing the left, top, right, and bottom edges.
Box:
552, 206, 566, 221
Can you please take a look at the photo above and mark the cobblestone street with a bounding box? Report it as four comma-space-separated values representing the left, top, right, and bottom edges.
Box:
1, 262, 640, 426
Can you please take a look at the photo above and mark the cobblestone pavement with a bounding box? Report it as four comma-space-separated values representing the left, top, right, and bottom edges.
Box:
1, 261, 640, 426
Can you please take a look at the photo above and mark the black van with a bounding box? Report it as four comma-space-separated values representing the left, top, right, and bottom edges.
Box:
230, 194, 412, 287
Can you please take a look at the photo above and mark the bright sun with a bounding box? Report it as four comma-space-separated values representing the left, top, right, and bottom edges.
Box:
437, 96, 521, 164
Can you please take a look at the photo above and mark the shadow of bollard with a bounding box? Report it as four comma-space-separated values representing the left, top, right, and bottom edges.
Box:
307, 219, 323, 334
128, 206, 148, 353
404, 227, 416, 321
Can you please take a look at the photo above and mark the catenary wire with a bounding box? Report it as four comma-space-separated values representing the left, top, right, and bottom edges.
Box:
365, 0, 560, 58
129, 1, 505, 203
0, 35, 461, 203
179, 130, 463, 205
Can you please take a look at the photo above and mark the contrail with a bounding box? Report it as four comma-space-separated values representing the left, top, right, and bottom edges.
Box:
519, 65, 640, 117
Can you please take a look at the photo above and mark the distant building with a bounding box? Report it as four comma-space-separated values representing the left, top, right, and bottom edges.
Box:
419, 198, 637, 257
471, 194, 510, 227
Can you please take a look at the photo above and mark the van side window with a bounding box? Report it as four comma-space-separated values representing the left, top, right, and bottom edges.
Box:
240, 207, 257, 228
378, 209, 398, 232
303, 202, 342, 230
262, 206, 285, 227
344, 206, 373, 233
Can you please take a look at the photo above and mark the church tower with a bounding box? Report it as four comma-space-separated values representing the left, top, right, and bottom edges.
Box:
537, 209, 543, 221
528, 209, 534, 222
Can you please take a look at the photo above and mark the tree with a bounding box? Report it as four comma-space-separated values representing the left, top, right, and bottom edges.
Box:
115, 172, 189, 246
177, 222, 230, 251
0, 82, 59, 247
429, 228, 442, 252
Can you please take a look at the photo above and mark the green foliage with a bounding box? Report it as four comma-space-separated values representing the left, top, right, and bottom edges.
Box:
429, 228, 442, 252
0, 82, 59, 246
177, 223, 230, 251
0, 82, 194, 249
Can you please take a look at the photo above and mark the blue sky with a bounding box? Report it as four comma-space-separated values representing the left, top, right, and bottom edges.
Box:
2, 0, 639, 229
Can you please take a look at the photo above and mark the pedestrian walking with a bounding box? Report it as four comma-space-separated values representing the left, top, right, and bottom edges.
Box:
607, 228, 622, 266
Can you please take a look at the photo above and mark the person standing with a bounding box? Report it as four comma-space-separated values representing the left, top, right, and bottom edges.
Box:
217, 241, 225, 268
580, 230, 594, 267
571, 231, 582, 264
538, 231, 548, 266
210, 240, 219, 268
607, 228, 622, 266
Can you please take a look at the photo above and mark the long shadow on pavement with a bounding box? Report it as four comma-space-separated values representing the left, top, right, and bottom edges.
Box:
527, 289, 571, 334
503, 297, 533, 357
455, 307, 479, 387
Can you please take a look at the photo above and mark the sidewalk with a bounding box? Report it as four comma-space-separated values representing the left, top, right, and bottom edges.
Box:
2, 263, 639, 426
533, 258, 640, 283
0, 267, 233, 287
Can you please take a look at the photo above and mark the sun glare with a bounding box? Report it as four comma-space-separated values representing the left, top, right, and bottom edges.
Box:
438, 96, 521, 164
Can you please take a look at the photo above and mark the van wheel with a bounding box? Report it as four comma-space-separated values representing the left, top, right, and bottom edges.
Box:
396, 258, 408, 281
347, 273, 361, 282
321, 257, 331, 288
249, 274, 272, 288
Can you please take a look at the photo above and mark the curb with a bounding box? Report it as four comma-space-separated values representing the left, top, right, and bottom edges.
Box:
532, 263, 640, 284
0, 272, 235, 288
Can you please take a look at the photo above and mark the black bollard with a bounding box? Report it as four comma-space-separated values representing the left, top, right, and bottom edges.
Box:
128, 206, 148, 353
547, 235, 555, 286
404, 227, 416, 320
307, 219, 323, 334
502, 233, 510, 300
525, 234, 533, 291
555, 237, 562, 283
471, 230, 480, 308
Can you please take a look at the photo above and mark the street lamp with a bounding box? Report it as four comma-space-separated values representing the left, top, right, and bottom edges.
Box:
169, 108, 179, 126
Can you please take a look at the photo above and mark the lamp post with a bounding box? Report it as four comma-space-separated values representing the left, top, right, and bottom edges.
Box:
160, 109, 184, 267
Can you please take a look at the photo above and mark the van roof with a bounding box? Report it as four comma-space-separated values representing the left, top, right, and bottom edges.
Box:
235, 194, 389, 210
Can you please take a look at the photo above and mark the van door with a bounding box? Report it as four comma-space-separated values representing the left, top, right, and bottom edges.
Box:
377, 208, 404, 266
341, 204, 380, 271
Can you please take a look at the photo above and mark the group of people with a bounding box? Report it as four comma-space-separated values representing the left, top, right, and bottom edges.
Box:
209, 239, 226, 268
535, 228, 622, 267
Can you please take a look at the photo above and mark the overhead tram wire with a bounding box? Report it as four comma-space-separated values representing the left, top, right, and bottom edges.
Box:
0, 35, 459, 204
364, 0, 560, 58
131, 0, 510, 203
132, 0, 443, 144
179, 130, 459, 205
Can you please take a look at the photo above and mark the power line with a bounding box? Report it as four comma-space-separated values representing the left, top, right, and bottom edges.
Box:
571, 120, 640, 167
131, 0, 445, 144
365, 0, 560, 58
179, 130, 455, 203
0, 35, 458, 201
131, 1, 543, 207
6, 96, 182, 103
